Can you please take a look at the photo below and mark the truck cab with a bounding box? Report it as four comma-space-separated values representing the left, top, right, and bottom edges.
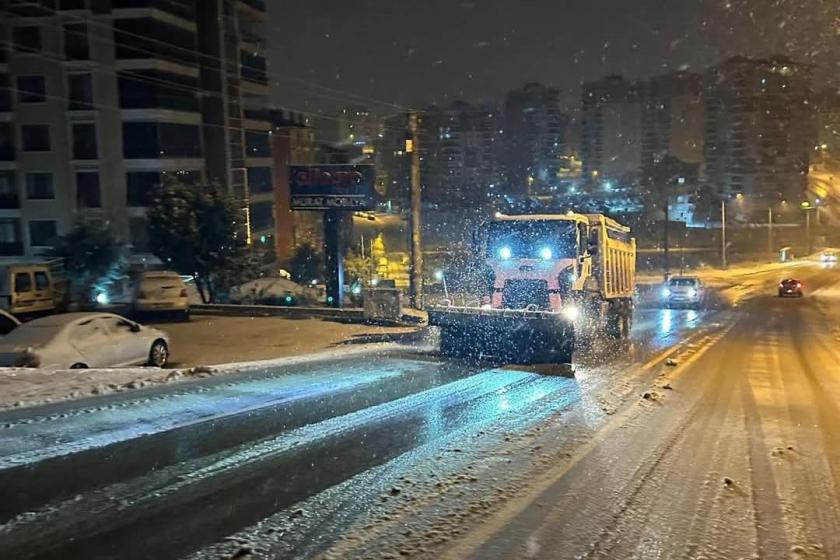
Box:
486, 214, 587, 312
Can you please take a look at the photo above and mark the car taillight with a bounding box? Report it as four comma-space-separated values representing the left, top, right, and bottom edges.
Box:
179, 289, 187, 297
796, 282, 802, 287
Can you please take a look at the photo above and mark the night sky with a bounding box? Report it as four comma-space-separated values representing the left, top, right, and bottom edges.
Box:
268, 0, 838, 114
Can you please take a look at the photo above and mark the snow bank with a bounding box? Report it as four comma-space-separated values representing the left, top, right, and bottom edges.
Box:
0, 342, 412, 412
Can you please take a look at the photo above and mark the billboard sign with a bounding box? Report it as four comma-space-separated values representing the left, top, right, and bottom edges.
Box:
289, 164, 375, 211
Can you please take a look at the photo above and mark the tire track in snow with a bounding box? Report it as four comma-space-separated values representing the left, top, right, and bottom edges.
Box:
440, 325, 732, 560
587, 332, 755, 560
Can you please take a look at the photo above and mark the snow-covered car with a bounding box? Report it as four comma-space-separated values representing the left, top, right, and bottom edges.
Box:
134, 271, 190, 320
0, 312, 171, 369
662, 276, 705, 309
229, 277, 315, 306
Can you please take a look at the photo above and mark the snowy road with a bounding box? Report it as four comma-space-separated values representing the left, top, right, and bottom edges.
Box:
0, 262, 837, 559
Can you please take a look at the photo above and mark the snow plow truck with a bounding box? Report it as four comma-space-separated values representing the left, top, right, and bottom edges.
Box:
428, 212, 636, 364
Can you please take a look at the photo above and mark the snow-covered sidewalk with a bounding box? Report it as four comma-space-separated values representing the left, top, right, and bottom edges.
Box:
0, 316, 423, 411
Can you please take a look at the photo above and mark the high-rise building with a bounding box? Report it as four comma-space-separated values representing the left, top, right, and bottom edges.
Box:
503, 83, 569, 195
814, 88, 839, 167
420, 101, 501, 206
643, 71, 704, 170
0, 0, 273, 258
375, 113, 410, 205
703, 56, 814, 204
581, 75, 643, 186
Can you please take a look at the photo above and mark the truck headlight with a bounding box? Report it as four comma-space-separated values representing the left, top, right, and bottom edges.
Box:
562, 305, 580, 321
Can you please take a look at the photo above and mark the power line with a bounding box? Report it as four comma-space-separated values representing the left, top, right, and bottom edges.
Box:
1, 7, 413, 112
0, 38, 410, 136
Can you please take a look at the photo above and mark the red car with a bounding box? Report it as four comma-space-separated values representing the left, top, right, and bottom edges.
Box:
778, 278, 803, 297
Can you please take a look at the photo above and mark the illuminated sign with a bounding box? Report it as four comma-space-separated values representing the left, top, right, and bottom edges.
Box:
289, 164, 375, 211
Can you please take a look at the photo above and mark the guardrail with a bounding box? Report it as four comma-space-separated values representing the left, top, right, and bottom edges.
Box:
191, 303, 364, 321
191, 303, 427, 325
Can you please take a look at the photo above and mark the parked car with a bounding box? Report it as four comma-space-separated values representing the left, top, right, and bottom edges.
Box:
0, 312, 170, 369
0, 309, 21, 335
662, 275, 705, 309
229, 277, 315, 306
134, 271, 190, 319
0, 264, 56, 318
778, 278, 803, 298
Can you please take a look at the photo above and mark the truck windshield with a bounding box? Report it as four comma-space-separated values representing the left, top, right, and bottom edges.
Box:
487, 220, 577, 260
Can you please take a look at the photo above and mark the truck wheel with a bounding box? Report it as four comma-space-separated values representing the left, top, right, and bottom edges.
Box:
606, 312, 622, 339
607, 310, 631, 339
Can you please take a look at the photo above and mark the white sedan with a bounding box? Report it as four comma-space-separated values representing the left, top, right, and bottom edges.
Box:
0, 312, 170, 369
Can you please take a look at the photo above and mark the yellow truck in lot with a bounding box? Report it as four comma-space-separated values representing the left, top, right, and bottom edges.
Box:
428, 212, 636, 364
0, 263, 57, 317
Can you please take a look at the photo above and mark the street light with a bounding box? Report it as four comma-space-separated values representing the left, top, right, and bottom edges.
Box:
721, 199, 727, 268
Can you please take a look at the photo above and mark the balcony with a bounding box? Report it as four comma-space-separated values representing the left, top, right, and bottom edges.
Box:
244, 107, 271, 122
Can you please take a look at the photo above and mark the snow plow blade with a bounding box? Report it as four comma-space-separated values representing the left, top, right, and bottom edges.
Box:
428, 306, 575, 364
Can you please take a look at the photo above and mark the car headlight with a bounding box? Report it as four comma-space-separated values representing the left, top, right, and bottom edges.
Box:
688, 288, 697, 298
562, 305, 580, 321
662, 287, 671, 298
499, 246, 512, 260
539, 247, 553, 260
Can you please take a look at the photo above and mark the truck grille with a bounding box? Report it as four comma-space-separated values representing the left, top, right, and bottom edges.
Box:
503, 279, 550, 310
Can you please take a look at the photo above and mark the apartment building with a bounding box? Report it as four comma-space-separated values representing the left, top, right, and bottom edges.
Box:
703, 56, 814, 204
0, 0, 272, 258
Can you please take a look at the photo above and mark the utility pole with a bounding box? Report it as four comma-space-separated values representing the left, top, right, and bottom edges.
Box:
721, 199, 727, 269
806, 208, 812, 255
767, 206, 773, 255
408, 111, 424, 309
663, 197, 670, 280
